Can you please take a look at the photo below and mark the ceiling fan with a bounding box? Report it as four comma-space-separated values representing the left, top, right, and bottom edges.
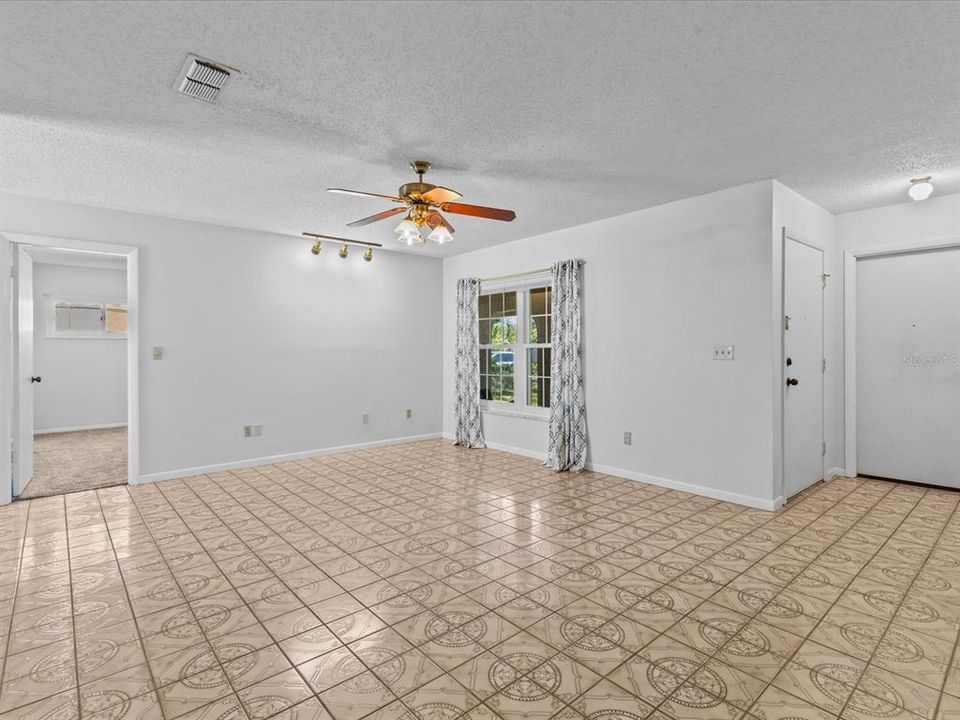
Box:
327, 161, 516, 245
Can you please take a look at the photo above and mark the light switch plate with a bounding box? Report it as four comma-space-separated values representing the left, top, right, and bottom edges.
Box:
361, 413, 369, 425
153, 346, 163, 360
623, 431, 632, 446
713, 345, 735, 360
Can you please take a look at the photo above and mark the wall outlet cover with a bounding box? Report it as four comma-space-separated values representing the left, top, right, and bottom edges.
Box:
623, 431, 632, 446
361, 413, 369, 425
713, 345, 735, 360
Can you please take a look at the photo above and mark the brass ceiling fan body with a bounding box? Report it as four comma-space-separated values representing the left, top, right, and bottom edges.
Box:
327, 161, 517, 236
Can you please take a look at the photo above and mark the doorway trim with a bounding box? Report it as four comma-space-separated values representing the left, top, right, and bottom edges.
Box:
778, 227, 826, 504
842, 235, 960, 478
2, 232, 139, 502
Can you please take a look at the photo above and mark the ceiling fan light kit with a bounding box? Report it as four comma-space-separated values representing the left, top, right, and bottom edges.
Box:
304, 160, 517, 255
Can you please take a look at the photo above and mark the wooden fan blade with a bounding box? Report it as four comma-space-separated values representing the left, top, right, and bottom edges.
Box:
421, 186, 463, 205
426, 211, 455, 234
441, 202, 516, 222
346, 206, 408, 227
327, 187, 404, 202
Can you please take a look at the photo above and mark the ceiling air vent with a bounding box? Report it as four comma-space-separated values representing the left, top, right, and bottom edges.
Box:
174, 54, 236, 103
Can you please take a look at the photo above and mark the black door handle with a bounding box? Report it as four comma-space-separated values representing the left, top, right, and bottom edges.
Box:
786, 377, 798, 386
30, 376, 42, 383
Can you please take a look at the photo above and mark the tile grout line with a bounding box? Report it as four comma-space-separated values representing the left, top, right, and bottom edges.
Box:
63, 494, 83, 717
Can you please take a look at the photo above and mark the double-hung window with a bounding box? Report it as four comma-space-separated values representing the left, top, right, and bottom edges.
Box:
479, 278, 552, 414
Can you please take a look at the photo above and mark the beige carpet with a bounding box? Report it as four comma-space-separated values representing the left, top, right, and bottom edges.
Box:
21, 426, 127, 498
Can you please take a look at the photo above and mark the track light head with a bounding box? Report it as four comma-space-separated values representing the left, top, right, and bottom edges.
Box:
310, 240, 322, 255
363, 248, 373, 262
339, 243, 349, 259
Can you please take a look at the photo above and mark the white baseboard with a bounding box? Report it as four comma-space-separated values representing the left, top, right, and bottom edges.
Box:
826, 467, 849, 479
35, 422, 127, 435
138, 433, 443, 484
586, 461, 781, 511
442, 433, 778, 511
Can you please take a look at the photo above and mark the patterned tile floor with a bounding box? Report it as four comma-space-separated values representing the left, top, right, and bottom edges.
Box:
1, 439, 958, 720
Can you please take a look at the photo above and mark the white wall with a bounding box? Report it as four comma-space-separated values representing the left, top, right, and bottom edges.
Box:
32, 262, 128, 432
443, 181, 781, 508
1, 192, 443, 484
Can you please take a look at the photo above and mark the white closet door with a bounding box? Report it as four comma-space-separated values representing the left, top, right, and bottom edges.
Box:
857, 246, 960, 487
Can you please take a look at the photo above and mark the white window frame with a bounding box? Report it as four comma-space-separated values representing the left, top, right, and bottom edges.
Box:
46, 294, 128, 339
479, 273, 552, 420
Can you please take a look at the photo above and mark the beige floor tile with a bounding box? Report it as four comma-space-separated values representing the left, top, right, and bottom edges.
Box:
318, 670, 396, 720
297, 646, 364, 693
4, 443, 960, 720
401, 674, 481, 717
236, 667, 313, 719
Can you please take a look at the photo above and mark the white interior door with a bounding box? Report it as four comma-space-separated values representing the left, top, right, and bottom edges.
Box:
783, 237, 824, 498
857, 247, 960, 486
13, 245, 35, 495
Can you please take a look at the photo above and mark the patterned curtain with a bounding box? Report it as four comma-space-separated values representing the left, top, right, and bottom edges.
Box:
454, 278, 486, 448
546, 259, 586, 471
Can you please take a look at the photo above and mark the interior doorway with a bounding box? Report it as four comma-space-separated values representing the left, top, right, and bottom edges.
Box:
854, 245, 960, 487
782, 232, 825, 500
8, 235, 139, 499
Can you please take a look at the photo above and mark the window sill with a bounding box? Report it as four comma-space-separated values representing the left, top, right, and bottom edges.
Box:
482, 405, 549, 422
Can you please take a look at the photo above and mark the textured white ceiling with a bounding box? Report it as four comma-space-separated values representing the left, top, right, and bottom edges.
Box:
1, 1, 958, 257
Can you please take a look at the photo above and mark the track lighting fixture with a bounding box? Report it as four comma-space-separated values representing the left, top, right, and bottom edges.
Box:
301, 233, 381, 263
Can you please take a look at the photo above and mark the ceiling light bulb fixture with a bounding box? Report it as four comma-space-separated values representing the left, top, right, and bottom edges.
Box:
908, 176, 933, 202
339, 243, 349, 258
363, 248, 373, 262
428, 226, 453, 244
310, 241, 322, 255
394, 218, 422, 245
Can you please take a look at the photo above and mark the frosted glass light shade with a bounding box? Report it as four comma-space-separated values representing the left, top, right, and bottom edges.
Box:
428, 226, 453, 244
908, 178, 933, 201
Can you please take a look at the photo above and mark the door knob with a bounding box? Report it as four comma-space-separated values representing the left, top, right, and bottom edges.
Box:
786, 377, 799, 386
30, 376, 42, 383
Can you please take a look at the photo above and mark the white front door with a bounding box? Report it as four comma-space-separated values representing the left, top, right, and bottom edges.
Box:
857, 247, 960, 487
13, 245, 35, 496
783, 236, 824, 499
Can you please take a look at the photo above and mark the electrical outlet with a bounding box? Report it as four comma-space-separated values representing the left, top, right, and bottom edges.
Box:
623, 431, 632, 446
361, 413, 369, 425
405, 408, 412, 419
713, 345, 735, 360
243, 424, 262, 438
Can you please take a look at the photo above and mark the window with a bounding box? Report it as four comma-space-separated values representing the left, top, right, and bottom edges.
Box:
526, 286, 552, 408
48, 297, 128, 338
479, 281, 552, 412
479, 290, 517, 403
